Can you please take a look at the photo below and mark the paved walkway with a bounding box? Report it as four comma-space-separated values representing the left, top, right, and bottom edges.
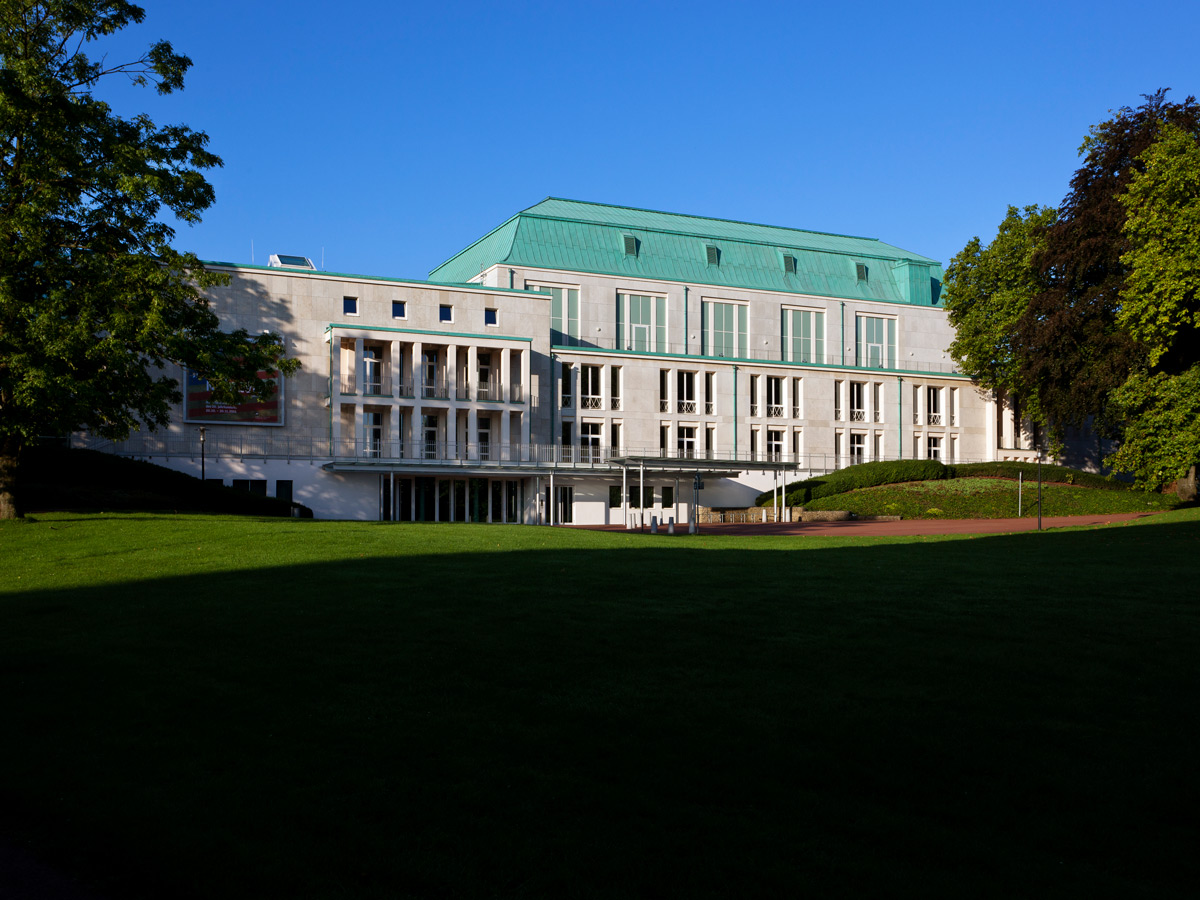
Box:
575, 511, 1162, 537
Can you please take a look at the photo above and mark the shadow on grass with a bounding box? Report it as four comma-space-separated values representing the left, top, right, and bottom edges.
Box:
2, 519, 1199, 899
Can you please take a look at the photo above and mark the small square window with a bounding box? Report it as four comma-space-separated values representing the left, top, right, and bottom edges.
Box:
705, 244, 720, 266
485, 308, 498, 326
343, 296, 358, 316
439, 305, 453, 323
783, 254, 797, 274
392, 300, 406, 319
856, 263, 869, 282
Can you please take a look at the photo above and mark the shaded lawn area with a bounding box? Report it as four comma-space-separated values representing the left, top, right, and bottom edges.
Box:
2, 512, 1199, 898
804, 477, 1178, 519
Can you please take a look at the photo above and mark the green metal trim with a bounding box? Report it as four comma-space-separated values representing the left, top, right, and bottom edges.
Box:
549, 343, 970, 379
327, 324, 533, 343
503, 261, 936, 308
898, 376, 904, 460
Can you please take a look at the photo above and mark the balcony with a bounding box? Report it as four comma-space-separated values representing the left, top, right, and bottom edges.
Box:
659, 400, 669, 412
873, 410, 881, 423
850, 409, 866, 422
928, 413, 943, 426
477, 383, 504, 402
561, 395, 573, 409
610, 396, 622, 410
791, 405, 799, 418
767, 405, 783, 418
582, 395, 602, 410
677, 400, 696, 414
420, 380, 449, 400
706, 401, 715, 415
750, 404, 759, 417
339, 377, 356, 395
510, 384, 525, 403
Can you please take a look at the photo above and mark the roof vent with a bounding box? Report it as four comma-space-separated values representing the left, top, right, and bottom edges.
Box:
705, 244, 720, 266
856, 262, 869, 282
783, 254, 797, 275
622, 234, 638, 257
269, 254, 315, 269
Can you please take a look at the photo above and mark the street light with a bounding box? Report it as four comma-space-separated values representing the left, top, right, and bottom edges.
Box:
199, 426, 206, 482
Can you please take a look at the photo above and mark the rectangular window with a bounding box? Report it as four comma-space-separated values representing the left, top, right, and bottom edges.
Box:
610, 365, 622, 410
391, 300, 406, 319
704, 371, 715, 415
485, 308, 498, 326
529, 283, 580, 346
781, 308, 825, 363
660, 423, 669, 454
949, 387, 958, 426
873, 432, 882, 461
610, 421, 621, 453
850, 382, 866, 422
677, 371, 696, 413
659, 369, 669, 412
856, 315, 896, 369
561, 421, 573, 462
617, 293, 666, 352
873, 382, 883, 423
750, 427, 760, 460
834, 380, 843, 421
767, 429, 783, 460
581, 365, 601, 409
702, 300, 747, 358
834, 432, 842, 468
560, 362, 572, 408
928, 436, 942, 460
609, 485, 621, 508
643, 486, 654, 508
439, 304, 453, 323
749, 374, 759, 417
343, 296, 358, 316
275, 480, 293, 504
581, 422, 601, 463
850, 433, 865, 465
705, 425, 715, 458
677, 426, 696, 458
628, 485, 641, 508
662, 485, 674, 508
927, 387, 942, 425
792, 377, 802, 418
766, 377, 783, 417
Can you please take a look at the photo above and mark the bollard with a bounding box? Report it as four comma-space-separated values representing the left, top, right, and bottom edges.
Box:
668, 516, 675, 535
650, 515, 658, 534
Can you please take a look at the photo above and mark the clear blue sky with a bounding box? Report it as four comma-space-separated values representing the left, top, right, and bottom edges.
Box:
96, 0, 1198, 279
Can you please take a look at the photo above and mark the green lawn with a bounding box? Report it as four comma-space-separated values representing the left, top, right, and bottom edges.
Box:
2, 512, 1199, 898
805, 477, 1178, 518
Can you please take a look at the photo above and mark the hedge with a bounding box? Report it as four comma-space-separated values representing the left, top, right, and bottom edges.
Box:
756, 460, 948, 507
755, 459, 1134, 506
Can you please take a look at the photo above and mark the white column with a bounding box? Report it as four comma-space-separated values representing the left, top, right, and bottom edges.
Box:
389, 340, 400, 397
500, 346, 511, 402
501, 408, 511, 461
467, 345, 478, 401
467, 407, 478, 460
412, 340, 424, 396
447, 344, 458, 400
622, 466, 629, 530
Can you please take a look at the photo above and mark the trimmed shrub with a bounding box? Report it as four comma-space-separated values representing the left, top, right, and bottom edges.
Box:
757, 460, 948, 506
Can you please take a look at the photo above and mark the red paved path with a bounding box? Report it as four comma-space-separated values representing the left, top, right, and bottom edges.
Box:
573, 511, 1162, 537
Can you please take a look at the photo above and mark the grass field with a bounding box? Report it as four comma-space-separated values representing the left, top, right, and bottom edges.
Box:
805, 477, 1179, 519
3, 512, 1199, 898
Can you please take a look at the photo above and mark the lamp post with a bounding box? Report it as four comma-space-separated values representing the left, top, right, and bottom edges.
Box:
199, 426, 206, 482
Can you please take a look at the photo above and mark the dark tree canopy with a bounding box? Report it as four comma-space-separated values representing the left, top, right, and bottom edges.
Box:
0, 1, 297, 517
1016, 89, 1200, 434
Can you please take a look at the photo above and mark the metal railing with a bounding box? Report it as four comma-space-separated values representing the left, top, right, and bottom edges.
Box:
928, 413, 943, 426
659, 400, 669, 412
582, 395, 603, 409
850, 409, 866, 422
76, 432, 1000, 475
767, 405, 784, 418
611, 397, 622, 410
750, 404, 759, 417
677, 400, 696, 414
706, 401, 715, 415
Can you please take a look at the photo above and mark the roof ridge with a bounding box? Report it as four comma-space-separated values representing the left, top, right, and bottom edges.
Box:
538, 196, 881, 244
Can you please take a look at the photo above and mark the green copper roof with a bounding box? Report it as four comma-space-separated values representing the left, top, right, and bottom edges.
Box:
429, 198, 944, 306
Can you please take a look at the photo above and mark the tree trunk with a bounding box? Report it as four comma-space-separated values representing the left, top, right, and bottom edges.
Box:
0, 436, 22, 519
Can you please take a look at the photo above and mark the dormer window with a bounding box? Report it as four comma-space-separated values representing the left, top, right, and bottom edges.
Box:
856, 262, 869, 282
622, 234, 638, 257
783, 254, 797, 274
705, 244, 720, 266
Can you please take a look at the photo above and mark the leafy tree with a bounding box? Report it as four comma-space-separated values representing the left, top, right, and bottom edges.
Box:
942, 204, 1056, 419
1117, 121, 1200, 371
1016, 90, 1200, 436
1106, 368, 1200, 490
0, 1, 297, 518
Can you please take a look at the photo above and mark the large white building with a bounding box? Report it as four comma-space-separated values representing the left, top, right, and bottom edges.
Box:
82, 198, 1037, 523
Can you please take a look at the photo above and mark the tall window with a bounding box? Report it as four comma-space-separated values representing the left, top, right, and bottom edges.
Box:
850, 382, 866, 421
791, 377, 802, 418
702, 300, 746, 358
927, 436, 942, 460
749, 375, 759, 417
927, 387, 942, 425
767, 429, 783, 461
856, 315, 896, 369
678, 426, 696, 458
782, 308, 824, 363
560, 361, 572, 408
581, 422, 601, 462
528, 283, 580, 346
581, 365, 601, 409
677, 371, 696, 413
610, 366, 622, 410
704, 372, 715, 415
850, 433, 865, 465
617, 293, 666, 352
766, 377, 783, 417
